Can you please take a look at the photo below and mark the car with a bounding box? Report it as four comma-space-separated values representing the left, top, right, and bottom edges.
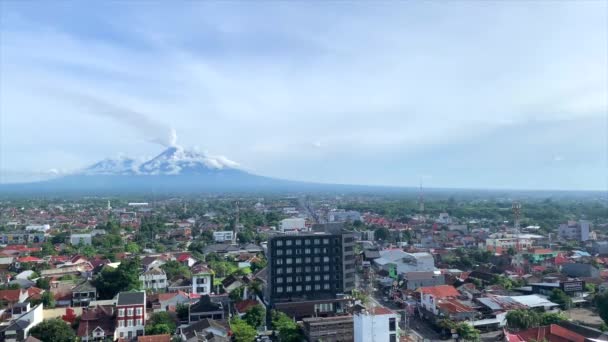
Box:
383, 296, 389, 301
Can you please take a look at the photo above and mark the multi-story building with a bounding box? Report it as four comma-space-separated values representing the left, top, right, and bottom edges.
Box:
72, 280, 97, 307
591, 241, 608, 256
213, 231, 234, 243
139, 268, 167, 291
328, 210, 361, 223
558, 220, 591, 241
191, 264, 214, 295
114, 291, 146, 341
70, 233, 93, 245
302, 315, 354, 342
279, 218, 306, 233
266, 225, 355, 319
483, 236, 533, 253
353, 307, 399, 342
0, 232, 45, 245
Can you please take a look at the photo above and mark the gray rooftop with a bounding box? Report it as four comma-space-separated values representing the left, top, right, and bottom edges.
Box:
116, 291, 145, 306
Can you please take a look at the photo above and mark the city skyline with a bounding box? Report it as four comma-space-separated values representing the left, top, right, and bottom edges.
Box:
1, 1, 606, 190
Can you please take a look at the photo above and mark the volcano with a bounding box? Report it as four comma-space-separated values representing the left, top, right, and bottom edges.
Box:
1, 147, 308, 194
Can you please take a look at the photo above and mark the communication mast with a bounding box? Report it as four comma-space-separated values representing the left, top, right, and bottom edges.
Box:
512, 201, 522, 250
418, 180, 425, 214
232, 201, 240, 245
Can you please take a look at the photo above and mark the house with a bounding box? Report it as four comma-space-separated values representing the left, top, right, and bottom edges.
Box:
0, 304, 43, 342
175, 253, 197, 267
71, 280, 97, 307
141, 256, 167, 272
114, 291, 146, 341
436, 298, 479, 322
234, 299, 259, 316
591, 241, 608, 256
70, 233, 93, 245
149, 291, 192, 312
527, 249, 558, 263
403, 271, 445, 290
189, 296, 224, 322
418, 285, 460, 316
139, 268, 167, 291
213, 231, 234, 243
221, 275, 244, 294
78, 305, 115, 342
0, 289, 28, 308
191, 264, 214, 295
178, 319, 230, 342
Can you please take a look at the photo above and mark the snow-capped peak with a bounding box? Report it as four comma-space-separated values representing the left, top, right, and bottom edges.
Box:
81, 146, 240, 176
83, 156, 139, 175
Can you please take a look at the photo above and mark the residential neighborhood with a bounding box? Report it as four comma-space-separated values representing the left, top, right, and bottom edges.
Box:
0, 195, 606, 342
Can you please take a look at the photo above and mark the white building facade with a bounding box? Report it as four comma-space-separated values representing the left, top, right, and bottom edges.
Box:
353, 308, 399, 342
279, 218, 306, 233
213, 231, 234, 242
558, 220, 591, 241
139, 268, 167, 291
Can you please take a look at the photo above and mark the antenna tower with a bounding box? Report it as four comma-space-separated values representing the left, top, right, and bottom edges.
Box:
418, 180, 425, 213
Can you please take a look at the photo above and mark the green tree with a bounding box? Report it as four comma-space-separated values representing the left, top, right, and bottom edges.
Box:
506, 310, 539, 330
176, 303, 189, 322
243, 305, 266, 328
41, 290, 56, 308
231, 318, 257, 342
539, 312, 566, 325
596, 291, 608, 325
29, 318, 76, 342
374, 227, 390, 241
36, 277, 50, 290
145, 323, 172, 335
147, 311, 177, 331
125, 242, 140, 254
161, 260, 192, 280
456, 322, 480, 342
549, 289, 573, 310
94, 258, 142, 299
272, 310, 302, 342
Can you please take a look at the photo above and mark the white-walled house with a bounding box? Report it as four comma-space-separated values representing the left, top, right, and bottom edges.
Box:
213, 231, 234, 242
191, 264, 214, 295
139, 268, 167, 291
0, 303, 43, 342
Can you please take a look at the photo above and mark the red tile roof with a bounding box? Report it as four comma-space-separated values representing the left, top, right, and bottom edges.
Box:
137, 335, 171, 342
515, 324, 585, 342
418, 285, 459, 298
436, 299, 476, 314
234, 299, 259, 314
18, 256, 43, 263
0, 289, 24, 302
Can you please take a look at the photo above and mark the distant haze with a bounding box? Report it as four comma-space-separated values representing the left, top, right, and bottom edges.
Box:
0, 2, 606, 190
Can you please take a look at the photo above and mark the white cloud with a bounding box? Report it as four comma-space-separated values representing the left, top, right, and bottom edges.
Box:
0, 2, 606, 188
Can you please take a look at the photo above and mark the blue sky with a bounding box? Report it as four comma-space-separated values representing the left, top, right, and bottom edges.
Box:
0, 1, 606, 190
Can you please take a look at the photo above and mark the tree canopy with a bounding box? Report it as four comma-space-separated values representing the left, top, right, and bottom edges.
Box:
94, 258, 142, 299
29, 318, 76, 342
231, 318, 257, 342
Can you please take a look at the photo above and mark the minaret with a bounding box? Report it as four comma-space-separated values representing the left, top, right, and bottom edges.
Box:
107, 200, 111, 211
